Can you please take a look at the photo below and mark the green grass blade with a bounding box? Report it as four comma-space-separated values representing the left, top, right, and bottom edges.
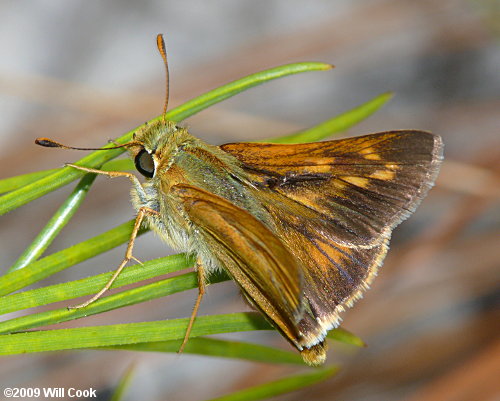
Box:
101, 159, 135, 171
327, 327, 365, 347
0, 62, 331, 216
0, 220, 141, 296
0, 264, 360, 363
0, 270, 224, 334
0, 312, 272, 355
0, 254, 194, 316
0, 159, 134, 195
171, 62, 332, 121
0, 149, 126, 217
110, 363, 136, 401
206, 367, 339, 401
106, 338, 304, 365
8, 174, 97, 272
0, 169, 58, 194
268, 92, 393, 143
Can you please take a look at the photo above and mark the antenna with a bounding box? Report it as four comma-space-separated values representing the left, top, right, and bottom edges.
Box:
156, 34, 169, 122
35, 138, 141, 151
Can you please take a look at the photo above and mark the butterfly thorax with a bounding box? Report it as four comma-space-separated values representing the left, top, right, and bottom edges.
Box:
129, 120, 274, 268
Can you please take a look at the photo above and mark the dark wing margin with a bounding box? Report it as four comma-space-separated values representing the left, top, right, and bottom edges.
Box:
221, 130, 443, 246
170, 183, 305, 346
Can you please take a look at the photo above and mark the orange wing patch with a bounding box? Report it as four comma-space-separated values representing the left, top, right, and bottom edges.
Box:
221, 130, 443, 247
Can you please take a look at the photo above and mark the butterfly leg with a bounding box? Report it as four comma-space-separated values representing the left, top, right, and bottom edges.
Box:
66, 164, 149, 205
178, 260, 206, 353
68, 206, 159, 309
66, 163, 143, 186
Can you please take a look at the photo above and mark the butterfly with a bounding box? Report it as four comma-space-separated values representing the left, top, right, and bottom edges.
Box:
36, 35, 443, 365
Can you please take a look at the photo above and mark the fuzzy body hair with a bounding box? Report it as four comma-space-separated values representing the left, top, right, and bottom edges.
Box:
129, 120, 272, 275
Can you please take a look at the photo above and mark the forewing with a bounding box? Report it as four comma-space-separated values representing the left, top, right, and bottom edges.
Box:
171, 183, 304, 344
221, 130, 443, 246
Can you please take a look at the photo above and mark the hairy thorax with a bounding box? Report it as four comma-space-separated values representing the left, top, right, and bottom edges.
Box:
129, 124, 273, 272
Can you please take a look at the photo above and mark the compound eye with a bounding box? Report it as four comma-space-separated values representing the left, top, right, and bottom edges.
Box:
134, 149, 155, 178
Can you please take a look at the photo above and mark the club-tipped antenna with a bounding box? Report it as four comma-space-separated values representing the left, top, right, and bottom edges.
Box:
156, 34, 169, 123
35, 137, 141, 151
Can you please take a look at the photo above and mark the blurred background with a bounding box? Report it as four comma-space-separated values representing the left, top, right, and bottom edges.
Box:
0, 1, 499, 400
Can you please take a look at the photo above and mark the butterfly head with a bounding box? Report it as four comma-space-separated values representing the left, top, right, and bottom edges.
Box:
128, 119, 188, 179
